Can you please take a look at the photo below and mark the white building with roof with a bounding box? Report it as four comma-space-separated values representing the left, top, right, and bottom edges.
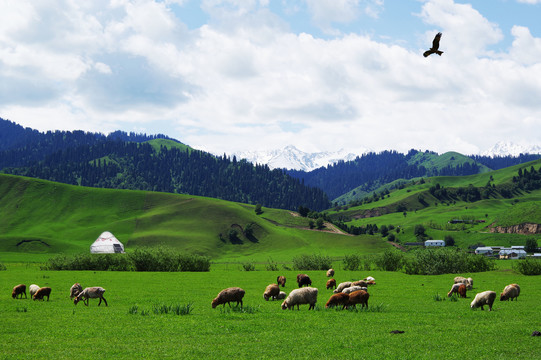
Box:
90, 231, 125, 254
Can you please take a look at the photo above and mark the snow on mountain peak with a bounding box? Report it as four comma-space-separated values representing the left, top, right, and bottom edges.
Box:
481, 141, 541, 157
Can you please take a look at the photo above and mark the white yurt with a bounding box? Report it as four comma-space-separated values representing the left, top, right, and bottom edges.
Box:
90, 231, 125, 254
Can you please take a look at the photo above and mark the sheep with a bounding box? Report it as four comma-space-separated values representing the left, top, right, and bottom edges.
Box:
296, 274, 312, 288
458, 284, 467, 298
500, 284, 520, 301
364, 276, 375, 282
454, 276, 473, 290
325, 292, 349, 309
33, 287, 52, 301
275, 291, 287, 300
212, 287, 245, 308
29, 284, 40, 299
326, 268, 334, 277
447, 283, 461, 297
342, 286, 367, 294
470, 291, 497, 311
12, 284, 26, 299
326, 279, 336, 290
70, 283, 83, 299
366, 280, 376, 286
333, 281, 352, 294
277, 276, 286, 288
263, 284, 280, 301
352, 280, 367, 287
346, 290, 369, 309
74, 287, 107, 306
281, 287, 318, 310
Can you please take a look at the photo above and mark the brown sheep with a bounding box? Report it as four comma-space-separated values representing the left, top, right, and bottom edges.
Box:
277, 276, 286, 288
74, 287, 107, 306
325, 292, 349, 309
33, 287, 52, 301
296, 274, 312, 288
326, 279, 336, 290
366, 280, 376, 286
212, 287, 245, 308
70, 283, 83, 299
352, 280, 367, 287
500, 284, 520, 301
263, 284, 280, 301
326, 268, 334, 277
12, 284, 27, 299
458, 284, 467, 298
346, 290, 369, 309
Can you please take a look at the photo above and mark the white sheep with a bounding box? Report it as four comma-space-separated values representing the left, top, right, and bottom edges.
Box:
364, 276, 375, 282
281, 287, 318, 310
333, 281, 352, 294
275, 291, 287, 300
74, 287, 107, 306
470, 291, 496, 311
342, 285, 367, 294
454, 276, 473, 290
29, 284, 40, 299
326, 268, 335, 277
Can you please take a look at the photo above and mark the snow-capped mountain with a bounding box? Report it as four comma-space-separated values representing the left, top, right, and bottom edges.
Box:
482, 141, 541, 157
233, 145, 364, 171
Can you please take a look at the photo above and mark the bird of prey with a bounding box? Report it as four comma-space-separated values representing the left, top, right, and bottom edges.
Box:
423, 32, 443, 57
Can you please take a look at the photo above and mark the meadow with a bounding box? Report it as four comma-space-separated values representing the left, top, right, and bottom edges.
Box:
1, 263, 540, 359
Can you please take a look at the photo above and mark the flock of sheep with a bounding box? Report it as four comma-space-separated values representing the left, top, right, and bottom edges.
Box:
12, 272, 521, 313
211, 268, 376, 311
448, 276, 521, 311
11, 282, 108, 306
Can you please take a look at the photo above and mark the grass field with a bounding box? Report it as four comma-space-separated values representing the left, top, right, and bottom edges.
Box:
1, 264, 540, 359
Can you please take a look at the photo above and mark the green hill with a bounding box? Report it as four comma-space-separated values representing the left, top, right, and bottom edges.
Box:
0, 174, 388, 263
328, 159, 541, 249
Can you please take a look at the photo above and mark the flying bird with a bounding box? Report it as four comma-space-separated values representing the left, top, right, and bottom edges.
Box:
423, 32, 443, 57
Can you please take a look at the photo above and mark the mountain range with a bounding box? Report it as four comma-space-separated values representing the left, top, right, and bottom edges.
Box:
234, 142, 541, 171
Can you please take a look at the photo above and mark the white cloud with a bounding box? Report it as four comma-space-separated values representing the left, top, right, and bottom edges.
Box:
516, 0, 541, 4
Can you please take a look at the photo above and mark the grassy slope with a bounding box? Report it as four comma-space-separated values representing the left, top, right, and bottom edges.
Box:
0, 174, 389, 263
329, 159, 541, 248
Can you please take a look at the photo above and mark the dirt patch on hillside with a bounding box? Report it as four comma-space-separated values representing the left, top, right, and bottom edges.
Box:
489, 223, 541, 235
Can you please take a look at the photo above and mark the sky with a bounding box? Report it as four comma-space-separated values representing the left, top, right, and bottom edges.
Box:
0, 0, 540, 156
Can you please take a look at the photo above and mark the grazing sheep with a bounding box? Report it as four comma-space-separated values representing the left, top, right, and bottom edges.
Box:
33, 287, 52, 301
326, 268, 335, 277
326, 279, 336, 290
276, 291, 287, 300
74, 287, 107, 306
346, 290, 369, 309
366, 280, 376, 286
281, 287, 318, 310
363, 276, 375, 282
29, 284, 40, 299
70, 283, 83, 299
342, 286, 367, 294
458, 284, 467, 298
333, 281, 352, 294
447, 283, 461, 297
467, 277, 473, 288
12, 284, 27, 299
296, 274, 312, 288
352, 280, 367, 287
454, 276, 473, 290
325, 292, 349, 309
454, 276, 467, 284
500, 284, 520, 301
212, 287, 245, 308
263, 284, 280, 301
277, 276, 286, 288
470, 291, 497, 311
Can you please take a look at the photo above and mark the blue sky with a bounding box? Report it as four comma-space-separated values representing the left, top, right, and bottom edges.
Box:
0, 0, 540, 156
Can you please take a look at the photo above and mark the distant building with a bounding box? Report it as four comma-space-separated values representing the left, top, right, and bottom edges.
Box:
425, 240, 445, 247
475, 247, 494, 256
499, 248, 527, 260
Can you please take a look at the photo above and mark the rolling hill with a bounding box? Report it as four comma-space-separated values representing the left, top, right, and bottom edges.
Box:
0, 174, 388, 263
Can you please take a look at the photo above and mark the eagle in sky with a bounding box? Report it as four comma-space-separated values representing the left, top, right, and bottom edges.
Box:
423, 32, 443, 57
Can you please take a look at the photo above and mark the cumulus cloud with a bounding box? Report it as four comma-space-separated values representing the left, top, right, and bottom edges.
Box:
0, 0, 539, 156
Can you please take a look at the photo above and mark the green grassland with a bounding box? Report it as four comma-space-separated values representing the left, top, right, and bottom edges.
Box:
1, 266, 540, 359
0, 174, 390, 264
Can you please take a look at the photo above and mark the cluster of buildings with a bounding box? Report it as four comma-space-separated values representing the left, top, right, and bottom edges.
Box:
474, 245, 539, 259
